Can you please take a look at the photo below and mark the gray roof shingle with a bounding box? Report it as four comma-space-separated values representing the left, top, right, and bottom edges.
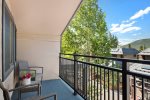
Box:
111, 48, 139, 55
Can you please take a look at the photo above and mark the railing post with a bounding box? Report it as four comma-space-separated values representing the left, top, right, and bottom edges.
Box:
59, 53, 61, 77
122, 61, 130, 100
73, 53, 77, 95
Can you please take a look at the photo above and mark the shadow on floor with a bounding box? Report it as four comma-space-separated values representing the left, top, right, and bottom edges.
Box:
11, 79, 83, 100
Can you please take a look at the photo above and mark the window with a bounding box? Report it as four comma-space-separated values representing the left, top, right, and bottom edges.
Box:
2, 2, 16, 81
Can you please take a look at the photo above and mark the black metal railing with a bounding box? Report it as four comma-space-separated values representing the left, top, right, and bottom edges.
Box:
59, 53, 150, 100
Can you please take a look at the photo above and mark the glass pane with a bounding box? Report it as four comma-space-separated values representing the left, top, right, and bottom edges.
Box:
4, 7, 11, 72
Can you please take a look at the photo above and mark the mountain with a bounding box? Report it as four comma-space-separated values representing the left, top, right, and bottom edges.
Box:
122, 38, 150, 50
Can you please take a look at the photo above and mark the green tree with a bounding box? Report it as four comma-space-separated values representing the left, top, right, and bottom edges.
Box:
139, 45, 144, 51
128, 44, 131, 48
108, 32, 118, 48
61, 0, 118, 99
139, 44, 146, 51
143, 44, 146, 49
61, 0, 118, 57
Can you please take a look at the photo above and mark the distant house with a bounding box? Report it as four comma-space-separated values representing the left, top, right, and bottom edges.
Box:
130, 48, 150, 99
111, 48, 139, 59
110, 48, 139, 68
138, 48, 150, 60
130, 64, 150, 99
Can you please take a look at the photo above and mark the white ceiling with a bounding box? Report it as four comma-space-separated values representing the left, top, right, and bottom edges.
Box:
9, 0, 82, 35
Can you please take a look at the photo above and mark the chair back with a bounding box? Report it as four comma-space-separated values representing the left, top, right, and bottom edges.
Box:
18, 60, 30, 70
0, 79, 11, 100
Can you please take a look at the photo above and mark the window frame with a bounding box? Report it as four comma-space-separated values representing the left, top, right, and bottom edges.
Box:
2, 1, 17, 81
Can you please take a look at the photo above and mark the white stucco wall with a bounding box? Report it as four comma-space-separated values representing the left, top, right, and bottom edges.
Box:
8, 0, 82, 81
0, 0, 15, 99
17, 33, 60, 80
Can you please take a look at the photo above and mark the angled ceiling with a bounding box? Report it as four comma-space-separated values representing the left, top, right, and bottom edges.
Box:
8, 0, 82, 35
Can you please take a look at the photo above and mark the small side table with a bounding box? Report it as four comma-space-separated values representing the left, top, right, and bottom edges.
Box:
19, 81, 41, 100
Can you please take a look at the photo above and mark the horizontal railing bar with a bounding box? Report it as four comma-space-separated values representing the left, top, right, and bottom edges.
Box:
76, 60, 122, 72
61, 56, 150, 79
60, 57, 74, 61
127, 71, 150, 79
61, 57, 122, 72
60, 53, 150, 64
60, 53, 74, 56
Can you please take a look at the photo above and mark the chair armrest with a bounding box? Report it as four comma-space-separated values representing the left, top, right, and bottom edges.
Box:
9, 83, 39, 92
40, 93, 57, 100
29, 67, 43, 74
29, 66, 43, 69
20, 69, 36, 73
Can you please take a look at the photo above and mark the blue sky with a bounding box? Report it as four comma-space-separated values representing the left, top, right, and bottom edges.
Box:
98, 0, 150, 46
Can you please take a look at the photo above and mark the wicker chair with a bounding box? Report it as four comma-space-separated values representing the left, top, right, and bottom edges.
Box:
0, 79, 57, 100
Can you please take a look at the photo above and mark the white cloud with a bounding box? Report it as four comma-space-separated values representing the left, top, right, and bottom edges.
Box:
110, 21, 141, 33
130, 7, 150, 20
132, 33, 137, 36
132, 33, 141, 36
119, 39, 135, 46
122, 20, 130, 23
110, 7, 150, 34
121, 27, 141, 33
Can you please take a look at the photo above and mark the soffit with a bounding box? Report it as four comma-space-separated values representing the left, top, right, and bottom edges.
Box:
9, 0, 82, 35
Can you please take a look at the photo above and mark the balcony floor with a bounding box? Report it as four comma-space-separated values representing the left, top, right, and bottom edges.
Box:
11, 79, 83, 100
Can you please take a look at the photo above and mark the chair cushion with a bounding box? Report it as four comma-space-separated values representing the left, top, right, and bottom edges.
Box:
19, 61, 29, 70
35, 73, 43, 81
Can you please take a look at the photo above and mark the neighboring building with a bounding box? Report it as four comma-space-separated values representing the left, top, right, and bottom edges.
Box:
138, 48, 150, 60
130, 64, 150, 100
130, 48, 150, 73
111, 48, 139, 59
110, 48, 139, 68
130, 49, 150, 99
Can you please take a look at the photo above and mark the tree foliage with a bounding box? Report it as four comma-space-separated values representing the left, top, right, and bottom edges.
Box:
61, 0, 118, 57
139, 44, 146, 51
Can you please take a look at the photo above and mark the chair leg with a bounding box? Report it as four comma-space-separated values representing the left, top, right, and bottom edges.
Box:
38, 84, 41, 96
54, 95, 57, 100
38, 88, 40, 96
19, 91, 21, 100
38, 91, 40, 96
40, 85, 41, 95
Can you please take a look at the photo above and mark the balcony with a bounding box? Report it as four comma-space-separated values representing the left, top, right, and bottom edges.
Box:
1, 1, 150, 100
6, 53, 150, 100
59, 53, 150, 100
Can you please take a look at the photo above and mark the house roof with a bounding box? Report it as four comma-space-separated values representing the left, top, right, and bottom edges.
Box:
138, 48, 150, 55
129, 63, 150, 75
111, 48, 139, 55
